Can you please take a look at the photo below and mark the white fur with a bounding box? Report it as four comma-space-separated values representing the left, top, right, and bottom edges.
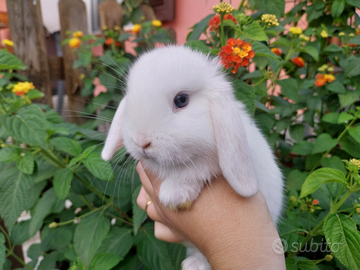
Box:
102, 46, 284, 270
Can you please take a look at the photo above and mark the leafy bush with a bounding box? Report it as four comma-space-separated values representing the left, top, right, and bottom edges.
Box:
1, 0, 360, 269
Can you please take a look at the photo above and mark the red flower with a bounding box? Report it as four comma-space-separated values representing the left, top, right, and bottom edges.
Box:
219, 38, 255, 74
271, 48, 282, 56
314, 73, 335, 87
208, 14, 237, 32
291, 57, 305, 67
0, 75, 2, 79
105, 38, 114, 45
348, 44, 357, 47
115, 41, 121, 47
313, 199, 319, 205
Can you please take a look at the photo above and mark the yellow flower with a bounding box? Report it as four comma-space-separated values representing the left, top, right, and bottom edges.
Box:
132, 24, 142, 34
69, 38, 81, 49
114, 25, 120, 31
213, 2, 234, 14
349, 33, 355, 37
2, 39, 14, 47
261, 14, 279, 27
299, 34, 310, 41
79, 73, 85, 80
72, 31, 84, 38
327, 66, 334, 72
321, 30, 328, 38
289, 26, 302, 35
152, 19, 162, 27
338, 32, 345, 37
324, 74, 335, 82
350, 158, 360, 168
12, 82, 35, 96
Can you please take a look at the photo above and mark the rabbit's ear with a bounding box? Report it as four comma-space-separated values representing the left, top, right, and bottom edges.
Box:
101, 97, 127, 161
210, 93, 259, 197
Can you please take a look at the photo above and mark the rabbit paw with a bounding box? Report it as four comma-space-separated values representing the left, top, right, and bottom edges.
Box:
159, 180, 201, 211
182, 255, 211, 270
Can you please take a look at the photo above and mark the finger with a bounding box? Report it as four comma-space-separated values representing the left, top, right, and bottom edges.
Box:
154, 221, 184, 243
136, 162, 156, 198
137, 186, 163, 222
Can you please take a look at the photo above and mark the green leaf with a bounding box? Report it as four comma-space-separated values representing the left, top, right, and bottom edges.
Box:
233, 80, 255, 115
255, 0, 284, 18
322, 112, 339, 124
29, 188, 63, 236
324, 214, 360, 269
349, 126, 360, 144
0, 162, 34, 233
286, 257, 317, 270
300, 46, 319, 61
348, 35, 360, 45
27, 89, 45, 100
16, 151, 34, 174
167, 242, 186, 270
83, 152, 114, 181
90, 252, 122, 270
287, 169, 308, 191
0, 49, 27, 70
50, 137, 81, 156
312, 133, 338, 154
338, 112, 354, 124
341, 135, 360, 158
338, 88, 360, 108
346, 0, 360, 8
289, 124, 305, 142
0, 234, 5, 270
325, 81, 347, 94
10, 219, 33, 245
324, 44, 343, 53
300, 168, 347, 198
53, 168, 73, 199
321, 156, 347, 176
251, 41, 281, 60
137, 230, 174, 270
187, 14, 214, 41
345, 56, 360, 77
0, 146, 21, 163
184, 40, 210, 54
277, 79, 299, 101
132, 184, 147, 235
331, 0, 345, 18
79, 50, 92, 67
242, 21, 269, 42
291, 141, 313, 155
98, 227, 133, 258
74, 211, 111, 268
1, 105, 48, 148
119, 33, 132, 42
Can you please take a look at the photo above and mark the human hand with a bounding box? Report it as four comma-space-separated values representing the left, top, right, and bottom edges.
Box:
136, 161, 286, 269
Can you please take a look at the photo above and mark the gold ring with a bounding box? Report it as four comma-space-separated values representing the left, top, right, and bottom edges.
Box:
145, 200, 152, 212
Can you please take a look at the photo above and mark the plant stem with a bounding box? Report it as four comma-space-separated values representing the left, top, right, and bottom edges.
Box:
0, 225, 12, 251
6, 248, 34, 270
106, 212, 133, 226
237, 0, 246, 11
252, 76, 267, 87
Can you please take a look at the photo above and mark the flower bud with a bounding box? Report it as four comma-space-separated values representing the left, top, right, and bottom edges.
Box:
49, 222, 58, 228
290, 196, 297, 202
325, 254, 333, 261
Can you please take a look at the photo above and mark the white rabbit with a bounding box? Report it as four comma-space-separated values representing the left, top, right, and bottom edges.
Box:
102, 46, 284, 270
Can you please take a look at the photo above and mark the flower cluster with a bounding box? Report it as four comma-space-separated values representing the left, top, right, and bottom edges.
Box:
291, 57, 305, 67
12, 82, 35, 96
219, 38, 255, 74
132, 24, 142, 34
208, 14, 237, 32
261, 14, 279, 27
289, 26, 302, 35
350, 158, 360, 168
271, 48, 282, 56
2, 39, 14, 47
314, 73, 335, 87
321, 30, 328, 38
152, 20, 162, 27
105, 38, 114, 45
213, 2, 234, 14
299, 34, 310, 41
318, 64, 334, 73
73, 31, 84, 38
68, 31, 84, 49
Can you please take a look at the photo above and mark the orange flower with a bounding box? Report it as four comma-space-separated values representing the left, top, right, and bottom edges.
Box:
73, 31, 84, 38
315, 73, 335, 87
356, 29, 360, 35
219, 38, 255, 74
271, 48, 282, 56
291, 57, 305, 67
69, 38, 81, 49
132, 24, 142, 34
105, 38, 114, 45
208, 14, 237, 32
313, 199, 319, 205
115, 41, 121, 47
348, 43, 357, 47
0, 75, 3, 79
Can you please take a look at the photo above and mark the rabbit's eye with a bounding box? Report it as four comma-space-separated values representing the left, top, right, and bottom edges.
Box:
174, 94, 188, 108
